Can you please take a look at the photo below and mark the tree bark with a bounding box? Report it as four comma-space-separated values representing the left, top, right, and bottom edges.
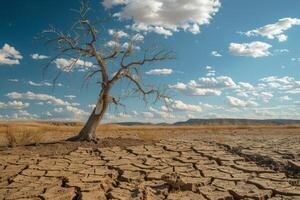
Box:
67, 90, 108, 142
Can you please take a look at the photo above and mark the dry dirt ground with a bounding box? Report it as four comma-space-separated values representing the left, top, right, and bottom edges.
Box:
0, 122, 300, 199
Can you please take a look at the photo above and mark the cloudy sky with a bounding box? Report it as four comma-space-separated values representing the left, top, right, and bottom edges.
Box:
1, 0, 300, 123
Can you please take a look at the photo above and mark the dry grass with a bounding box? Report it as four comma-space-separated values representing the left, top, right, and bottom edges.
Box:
5, 125, 16, 148
1, 120, 300, 146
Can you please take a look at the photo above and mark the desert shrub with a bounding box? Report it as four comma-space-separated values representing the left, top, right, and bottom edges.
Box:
18, 131, 42, 145
5, 125, 17, 148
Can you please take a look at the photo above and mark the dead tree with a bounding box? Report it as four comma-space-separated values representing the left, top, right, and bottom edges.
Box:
40, 2, 175, 141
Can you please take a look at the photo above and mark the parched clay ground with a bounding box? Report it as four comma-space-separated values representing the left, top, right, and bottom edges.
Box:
1, 133, 300, 199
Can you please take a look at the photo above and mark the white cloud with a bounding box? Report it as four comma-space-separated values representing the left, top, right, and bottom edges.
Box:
54, 108, 64, 113
237, 82, 254, 90
6, 91, 78, 106
11, 110, 38, 120
259, 92, 274, 103
142, 111, 154, 118
146, 68, 173, 75
259, 76, 300, 94
31, 53, 49, 60
205, 65, 216, 77
226, 96, 258, 107
105, 40, 120, 48
149, 106, 175, 119
198, 76, 236, 89
0, 101, 29, 109
66, 106, 89, 117
88, 104, 96, 109
65, 95, 76, 100
242, 18, 300, 42
0, 44, 23, 65
211, 51, 222, 57
169, 82, 222, 96
291, 57, 300, 62
169, 76, 236, 96
28, 81, 53, 87
260, 76, 294, 85
280, 96, 291, 101
166, 99, 202, 112
121, 42, 140, 50
132, 33, 144, 42
273, 49, 289, 54
106, 0, 221, 36
8, 79, 19, 82
54, 58, 94, 72
229, 41, 272, 58
108, 29, 129, 38
102, 0, 128, 9
105, 40, 140, 50
236, 91, 249, 98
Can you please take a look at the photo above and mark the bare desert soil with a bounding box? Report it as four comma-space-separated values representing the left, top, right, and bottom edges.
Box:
0, 122, 300, 199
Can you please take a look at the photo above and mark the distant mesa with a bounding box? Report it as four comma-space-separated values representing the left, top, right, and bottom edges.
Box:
174, 118, 300, 126
109, 118, 300, 126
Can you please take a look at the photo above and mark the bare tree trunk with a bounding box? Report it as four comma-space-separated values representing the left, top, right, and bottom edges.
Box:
67, 90, 108, 142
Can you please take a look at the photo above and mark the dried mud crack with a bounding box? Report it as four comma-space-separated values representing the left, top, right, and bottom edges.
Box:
1, 139, 300, 199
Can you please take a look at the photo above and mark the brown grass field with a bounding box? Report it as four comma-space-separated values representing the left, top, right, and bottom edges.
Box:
1, 120, 300, 146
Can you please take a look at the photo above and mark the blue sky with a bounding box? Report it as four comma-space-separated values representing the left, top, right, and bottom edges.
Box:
1, 0, 300, 122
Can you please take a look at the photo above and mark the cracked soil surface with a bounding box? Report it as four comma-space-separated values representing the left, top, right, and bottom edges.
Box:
1, 136, 300, 200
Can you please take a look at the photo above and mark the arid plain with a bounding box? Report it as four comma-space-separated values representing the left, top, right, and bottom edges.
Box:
0, 121, 300, 199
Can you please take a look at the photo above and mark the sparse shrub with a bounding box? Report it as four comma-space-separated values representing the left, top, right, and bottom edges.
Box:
17, 129, 43, 145
5, 125, 16, 148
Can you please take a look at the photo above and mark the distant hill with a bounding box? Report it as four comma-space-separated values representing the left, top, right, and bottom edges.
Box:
107, 118, 300, 126
112, 122, 154, 126
174, 118, 300, 126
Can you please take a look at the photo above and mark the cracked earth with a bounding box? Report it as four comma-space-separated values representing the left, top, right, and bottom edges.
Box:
1, 138, 300, 200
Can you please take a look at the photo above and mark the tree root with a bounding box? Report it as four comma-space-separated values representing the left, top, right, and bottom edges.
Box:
66, 135, 99, 143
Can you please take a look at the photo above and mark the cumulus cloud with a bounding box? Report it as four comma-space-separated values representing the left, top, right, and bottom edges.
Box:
66, 106, 89, 117
226, 96, 258, 107
105, 40, 141, 51
169, 76, 236, 96
0, 44, 23, 65
104, 0, 221, 36
142, 111, 154, 118
169, 82, 222, 96
0, 101, 29, 109
237, 82, 254, 90
166, 99, 202, 112
198, 76, 236, 89
6, 91, 78, 106
242, 18, 300, 42
108, 29, 129, 38
280, 96, 291, 101
132, 33, 144, 42
259, 92, 274, 103
31, 53, 49, 60
211, 51, 222, 57
11, 110, 38, 120
229, 41, 272, 58
205, 65, 216, 77
149, 106, 175, 119
146, 68, 173, 75
54, 58, 94, 72
259, 76, 300, 94
102, 0, 128, 9
44, 106, 89, 121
